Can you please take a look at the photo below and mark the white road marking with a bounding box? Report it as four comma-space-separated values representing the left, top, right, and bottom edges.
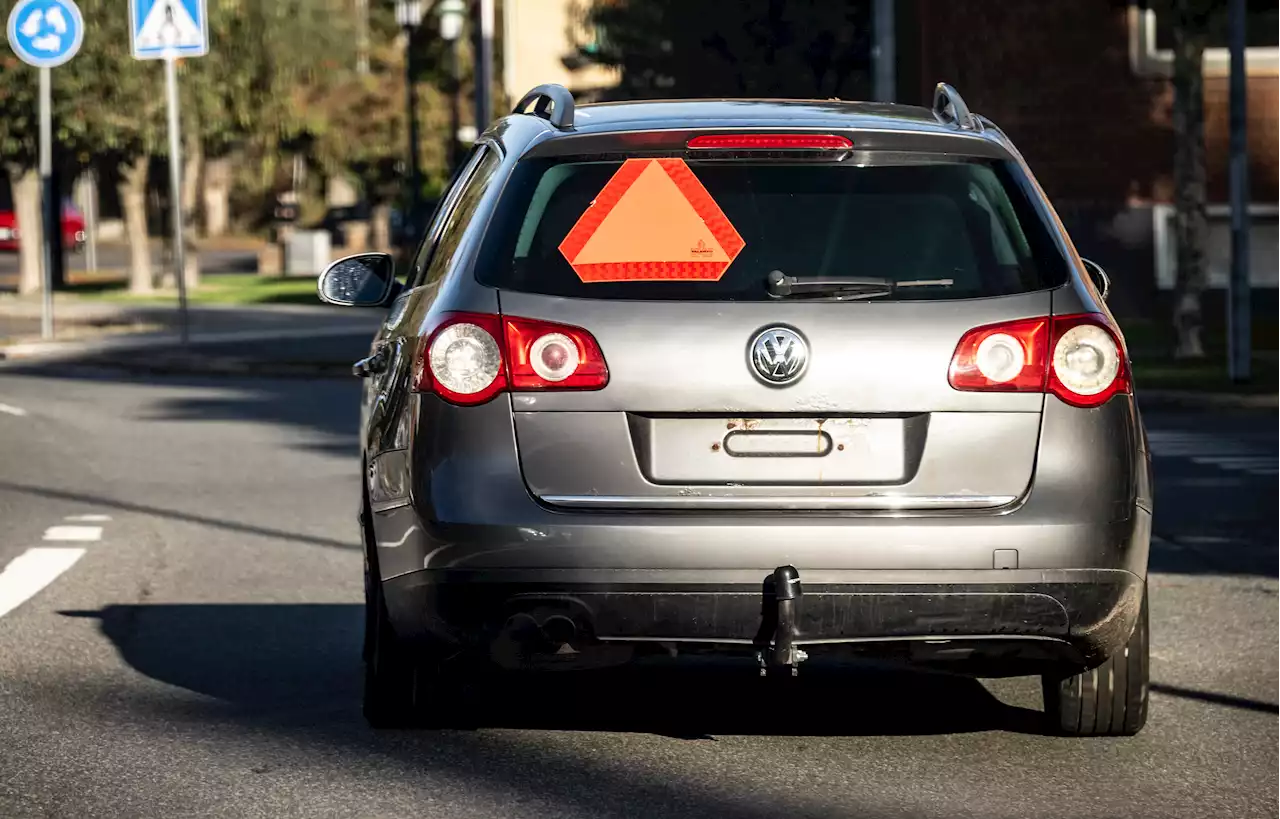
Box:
0, 403, 28, 417
42, 525, 103, 542
0, 548, 86, 619
64, 514, 112, 522
1148, 430, 1278, 476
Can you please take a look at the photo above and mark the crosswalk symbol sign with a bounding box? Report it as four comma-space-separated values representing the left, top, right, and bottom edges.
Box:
129, 0, 207, 60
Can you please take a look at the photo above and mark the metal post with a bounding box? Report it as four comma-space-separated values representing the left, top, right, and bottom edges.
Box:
404, 26, 421, 230
448, 41, 461, 170
84, 170, 98, 272
1227, 0, 1251, 383
164, 56, 190, 345
38, 66, 53, 340
475, 0, 494, 134
872, 0, 896, 102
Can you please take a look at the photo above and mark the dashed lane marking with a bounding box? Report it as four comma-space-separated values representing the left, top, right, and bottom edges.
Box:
1147, 430, 1278, 476
42, 525, 103, 542
0, 403, 28, 417
0, 548, 86, 619
64, 514, 112, 522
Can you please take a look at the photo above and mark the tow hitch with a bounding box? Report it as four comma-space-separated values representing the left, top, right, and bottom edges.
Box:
756, 565, 808, 677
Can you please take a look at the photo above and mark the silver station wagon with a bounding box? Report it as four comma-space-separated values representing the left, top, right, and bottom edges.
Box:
320, 82, 1153, 737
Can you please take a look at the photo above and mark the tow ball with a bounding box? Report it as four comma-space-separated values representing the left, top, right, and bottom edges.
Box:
756, 565, 809, 677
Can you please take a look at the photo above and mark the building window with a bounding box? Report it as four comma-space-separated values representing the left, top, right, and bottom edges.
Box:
1152, 203, 1279, 290
1129, 0, 1279, 78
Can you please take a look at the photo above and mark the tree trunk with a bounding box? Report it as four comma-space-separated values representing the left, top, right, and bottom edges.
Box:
370, 202, 392, 252
118, 156, 153, 294
202, 156, 232, 237
7, 166, 43, 296
176, 131, 202, 289
182, 132, 203, 237
1171, 0, 1210, 359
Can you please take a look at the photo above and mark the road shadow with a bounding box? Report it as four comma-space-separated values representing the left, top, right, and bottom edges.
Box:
0, 480, 359, 551
60, 603, 1045, 739
1, 347, 365, 456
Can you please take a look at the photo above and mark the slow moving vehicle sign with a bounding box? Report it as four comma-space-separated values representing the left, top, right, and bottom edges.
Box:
5, 0, 84, 339
129, 0, 208, 59
558, 158, 745, 283
6, 0, 83, 68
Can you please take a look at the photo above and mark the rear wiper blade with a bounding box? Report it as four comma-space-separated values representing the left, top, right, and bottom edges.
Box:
765, 270, 954, 300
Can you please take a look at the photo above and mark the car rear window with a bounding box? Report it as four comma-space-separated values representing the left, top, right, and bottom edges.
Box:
474, 156, 1070, 301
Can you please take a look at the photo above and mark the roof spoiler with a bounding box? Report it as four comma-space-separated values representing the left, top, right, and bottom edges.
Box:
932, 83, 983, 132
513, 84, 576, 131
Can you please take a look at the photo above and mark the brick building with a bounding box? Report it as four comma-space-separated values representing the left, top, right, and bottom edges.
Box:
896, 0, 1278, 319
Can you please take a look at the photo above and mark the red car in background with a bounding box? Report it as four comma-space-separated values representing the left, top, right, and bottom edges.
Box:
0, 201, 86, 252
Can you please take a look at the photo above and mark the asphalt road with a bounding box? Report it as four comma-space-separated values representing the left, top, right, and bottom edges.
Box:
0, 354, 1275, 819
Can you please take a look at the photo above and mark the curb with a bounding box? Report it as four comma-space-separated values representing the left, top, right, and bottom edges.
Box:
1138, 390, 1278, 411
68, 354, 354, 379
0, 324, 378, 359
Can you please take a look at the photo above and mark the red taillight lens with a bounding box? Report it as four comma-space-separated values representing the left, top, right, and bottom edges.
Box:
413, 312, 508, 405
505, 317, 609, 390
686, 134, 853, 150
948, 317, 1050, 392
413, 313, 608, 404
1047, 313, 1129, 408
948, 313, 1129, 406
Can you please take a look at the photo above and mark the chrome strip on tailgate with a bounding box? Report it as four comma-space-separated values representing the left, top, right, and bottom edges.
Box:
540, 494, 1017, 510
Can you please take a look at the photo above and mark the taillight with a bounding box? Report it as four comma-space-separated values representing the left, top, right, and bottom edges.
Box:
948, 317, 1050, 392
504, 316, 609, 390
949, 313, 1129, 407
686, 134, 853, 150
413, 312, 608, 404
1047, 314, 1129, 408
414, 312, 507, 405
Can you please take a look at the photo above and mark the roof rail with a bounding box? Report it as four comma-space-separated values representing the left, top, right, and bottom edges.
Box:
932, 83, 982, 132
513, 84, 576, 130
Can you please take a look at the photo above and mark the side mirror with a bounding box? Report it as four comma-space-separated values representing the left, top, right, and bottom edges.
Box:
1081, 258, 1111, 302
317, 252, 398, 307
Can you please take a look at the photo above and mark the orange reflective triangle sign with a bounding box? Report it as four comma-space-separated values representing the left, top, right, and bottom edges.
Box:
559, 158, 745, 282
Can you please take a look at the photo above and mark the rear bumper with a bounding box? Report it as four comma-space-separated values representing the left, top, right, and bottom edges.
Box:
382, 567, 1144, 667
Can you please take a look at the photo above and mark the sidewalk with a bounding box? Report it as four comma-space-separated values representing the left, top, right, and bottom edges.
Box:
0, 297, 382, 376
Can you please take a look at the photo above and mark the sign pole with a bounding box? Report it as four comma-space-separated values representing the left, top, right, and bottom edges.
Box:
38, 65, 53, 340
85, 170, 98, 272
1226, 0, 1251, 383
164, 54, 189, 345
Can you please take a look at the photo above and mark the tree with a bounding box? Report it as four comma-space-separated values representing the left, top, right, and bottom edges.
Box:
1168, 0, 1218, 359
55, 0, 165, 294
582, 0, 872, 100
311, 40, 408, 251
0, 44, 42, 295
182, 0, 354, 237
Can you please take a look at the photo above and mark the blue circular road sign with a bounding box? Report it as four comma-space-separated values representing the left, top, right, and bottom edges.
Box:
6, 0, 84, 68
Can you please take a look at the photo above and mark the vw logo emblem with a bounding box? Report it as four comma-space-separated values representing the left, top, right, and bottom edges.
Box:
750, 326, 808, 385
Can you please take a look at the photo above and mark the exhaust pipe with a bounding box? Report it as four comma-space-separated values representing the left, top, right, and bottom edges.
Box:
541, 614, 578, 648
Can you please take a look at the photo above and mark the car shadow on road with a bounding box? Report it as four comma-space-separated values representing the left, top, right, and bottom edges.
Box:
60, 602, 1046, 739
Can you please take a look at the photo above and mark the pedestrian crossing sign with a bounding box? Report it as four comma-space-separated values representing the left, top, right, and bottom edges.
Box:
129, 0, 207, 60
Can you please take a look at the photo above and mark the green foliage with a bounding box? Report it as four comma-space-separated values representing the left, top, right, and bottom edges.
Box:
0, 0, 162, 171
0, 0, 459, 210
0, 46, 39, 168
184, 0, 356, 159
583, 0, 873, 100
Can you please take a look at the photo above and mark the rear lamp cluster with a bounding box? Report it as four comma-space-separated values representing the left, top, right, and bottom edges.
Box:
414, 312, 609, 405
949, 313, 1130, 408
415, 311, 1127, 409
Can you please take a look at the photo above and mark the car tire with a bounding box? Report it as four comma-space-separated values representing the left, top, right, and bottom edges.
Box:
362, 577, 422, 728
1041, 585, 1149, 737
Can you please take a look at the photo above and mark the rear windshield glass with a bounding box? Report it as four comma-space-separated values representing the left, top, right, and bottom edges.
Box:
474, 157, 1070, 301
